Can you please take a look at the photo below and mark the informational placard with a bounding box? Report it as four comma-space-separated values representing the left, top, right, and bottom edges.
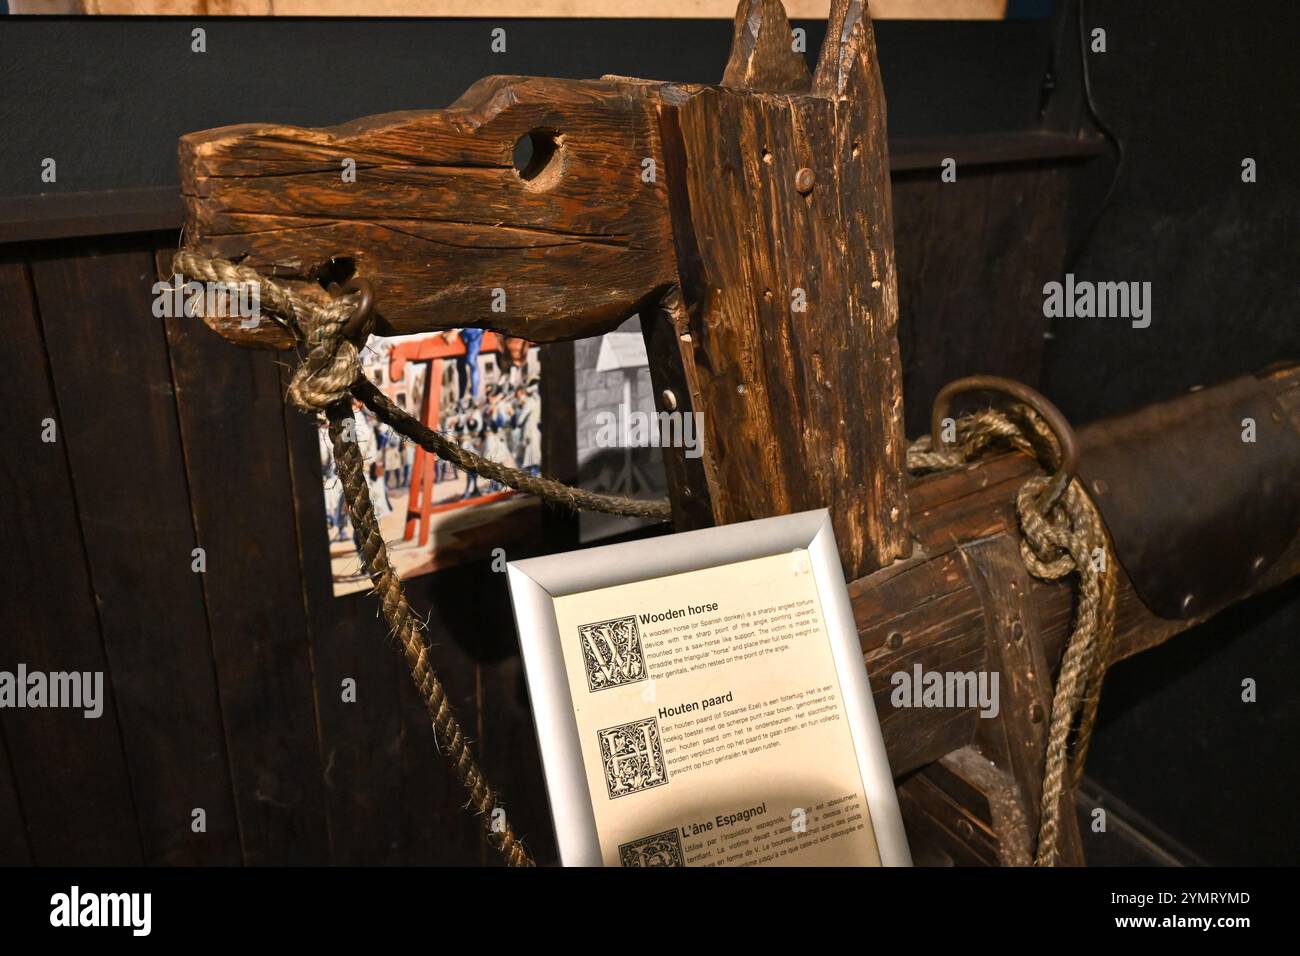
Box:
508, 510, 910, 867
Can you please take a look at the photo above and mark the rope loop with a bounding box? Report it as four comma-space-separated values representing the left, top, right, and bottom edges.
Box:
909, 384, 1118, 867
170, 251, 669, 520
170, 249, 678, 866
1017, 474, 1087, 581
285, 293, 364, 412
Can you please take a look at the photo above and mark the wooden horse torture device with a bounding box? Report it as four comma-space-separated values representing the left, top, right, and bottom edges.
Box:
172, 0, 1300, 866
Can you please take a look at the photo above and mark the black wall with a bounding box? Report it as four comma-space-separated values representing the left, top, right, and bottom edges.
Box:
1042, 0, 1300, 865
0, 15, 1056, 196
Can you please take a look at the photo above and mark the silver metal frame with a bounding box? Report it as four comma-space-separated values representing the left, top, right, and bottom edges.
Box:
507, 509, 912, 867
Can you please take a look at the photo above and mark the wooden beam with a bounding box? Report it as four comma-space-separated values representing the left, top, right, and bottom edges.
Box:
181, 76, 679, 343
858, 362, 1300, 779
179, 1, 913, 580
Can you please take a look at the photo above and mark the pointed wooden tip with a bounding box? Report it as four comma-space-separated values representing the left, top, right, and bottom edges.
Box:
813, 0, 879, 98
721, 0, 812, 93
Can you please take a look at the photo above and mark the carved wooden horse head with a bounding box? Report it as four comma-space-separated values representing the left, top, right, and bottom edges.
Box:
180, 0, 908, 580
177, 3, 1300, 867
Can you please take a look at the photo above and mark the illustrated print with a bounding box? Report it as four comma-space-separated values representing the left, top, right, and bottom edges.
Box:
578, 615, 647, 692
619, 828, 685, 867
598, 717, 669, 799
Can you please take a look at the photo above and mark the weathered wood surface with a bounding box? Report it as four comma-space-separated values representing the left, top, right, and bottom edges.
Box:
898, 746, 1039, 866
181, 76, 678, 344
10, 143, 1095, 864
180, 0, 912, 580
860, 362, 1300, 780
959, 535, 1084, 865
720, 0, 811, 93
0, 260, 143, 865
167, 0, 1300, 866
656, 0, 908, 576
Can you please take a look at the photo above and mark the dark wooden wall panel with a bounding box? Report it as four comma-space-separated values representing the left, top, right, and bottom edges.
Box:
0, 733, 32, 865
0, 258, 143, 865
389, 605, 487, 866
30, 247, 242, 865
162, 278, 331, 865
281, 398, 406, 864
478, 640, 560, 866
893, 163, 1071, 437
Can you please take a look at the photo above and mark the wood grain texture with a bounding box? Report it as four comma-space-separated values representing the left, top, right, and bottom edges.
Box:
898, 747, 1030, 866
639, 293, 717, 530
893, 165, 1069, 437
162, 266, 332, 865
0, 259, 142, 865
659, 77, 908, 578
721, 0, 812, 93
853, 364, 1300, 780
961, 534, 1083, 865
177, 5, 911, 579
31, 247, 241, 865
181, 76, 678, 343
153, 0, 1298, 869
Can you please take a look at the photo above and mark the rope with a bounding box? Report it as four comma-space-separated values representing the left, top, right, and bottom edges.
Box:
354, 379, 671, 520
907, 403, 1118, 866
178, 252, 624, 866
173, 252, 671, 520
172, 250, 363, 411
176, 250, 1113, 867
326, 400, 532, 866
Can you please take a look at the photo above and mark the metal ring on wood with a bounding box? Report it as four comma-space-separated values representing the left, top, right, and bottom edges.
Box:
930, 374, 1080, 513
338, 277, 376, 344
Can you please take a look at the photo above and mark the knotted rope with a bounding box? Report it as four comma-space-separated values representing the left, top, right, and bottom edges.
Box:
325, 399, 532, 866
175, 252, 534, 864
175, 252, 1112, 867
173, 252, 670, 520
175, 251, 672, 865
907, 402, 1118, 867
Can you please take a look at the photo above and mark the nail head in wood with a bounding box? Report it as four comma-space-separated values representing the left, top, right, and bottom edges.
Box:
795, 167, 816, 194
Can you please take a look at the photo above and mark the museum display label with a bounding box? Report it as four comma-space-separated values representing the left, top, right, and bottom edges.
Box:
508, 510, 911, 866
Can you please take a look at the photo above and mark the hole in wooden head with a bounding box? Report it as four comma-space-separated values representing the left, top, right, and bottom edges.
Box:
315, 256, 356, 290
512, 129, 563, 189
